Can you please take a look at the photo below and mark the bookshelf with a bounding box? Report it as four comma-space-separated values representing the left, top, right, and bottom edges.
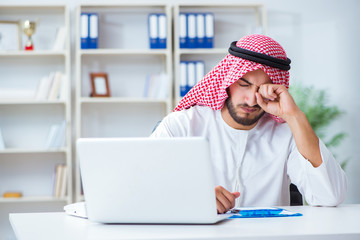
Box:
75, 3, 172, 201
173, 3, 267, 104
0, 4, 72, 207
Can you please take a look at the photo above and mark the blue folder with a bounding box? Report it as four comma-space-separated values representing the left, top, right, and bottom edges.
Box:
229, 207, 303, 218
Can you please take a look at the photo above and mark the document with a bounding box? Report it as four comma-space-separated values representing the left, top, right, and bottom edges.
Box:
229, 207, 302, 218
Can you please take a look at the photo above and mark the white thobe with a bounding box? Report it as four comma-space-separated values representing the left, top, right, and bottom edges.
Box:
150, 105, 347, 207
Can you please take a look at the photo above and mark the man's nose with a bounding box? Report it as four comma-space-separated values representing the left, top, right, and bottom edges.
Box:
245, 89, 258, 107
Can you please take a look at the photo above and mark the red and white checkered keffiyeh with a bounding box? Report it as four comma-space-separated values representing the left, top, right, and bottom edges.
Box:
174, 34, 290, 123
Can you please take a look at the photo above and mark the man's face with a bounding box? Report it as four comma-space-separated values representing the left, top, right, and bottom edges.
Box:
223, 69, 272, 129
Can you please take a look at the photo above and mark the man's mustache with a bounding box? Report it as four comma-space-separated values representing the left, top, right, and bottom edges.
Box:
236, 104, 261, 109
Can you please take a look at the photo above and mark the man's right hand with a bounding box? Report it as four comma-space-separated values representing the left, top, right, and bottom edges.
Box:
215, 185, 240, 213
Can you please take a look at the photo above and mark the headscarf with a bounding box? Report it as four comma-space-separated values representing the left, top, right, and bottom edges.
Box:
174, 34, 290, 123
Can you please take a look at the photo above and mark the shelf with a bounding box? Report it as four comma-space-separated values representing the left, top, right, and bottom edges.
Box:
173, 3, 264, 8
0, 100, 66, 105
80, 97, 168, 104
80, 3, 168, 8
80, 49, 169, 56
0, 148, 67, 154
0, 51, 67, 57
178, 48, 228, 55
0, 196, 67, 203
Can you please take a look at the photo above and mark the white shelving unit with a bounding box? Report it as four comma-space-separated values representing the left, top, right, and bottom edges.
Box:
0, 4, 72, 205
75, 3, 172, 201
173, 3, 267, 104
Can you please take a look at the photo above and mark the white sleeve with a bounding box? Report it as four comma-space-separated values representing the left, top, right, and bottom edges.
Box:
287, 138, 347, 206
149, 112, 189, 138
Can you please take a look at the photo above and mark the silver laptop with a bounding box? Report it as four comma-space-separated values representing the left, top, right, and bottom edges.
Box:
76, 137, 229, 224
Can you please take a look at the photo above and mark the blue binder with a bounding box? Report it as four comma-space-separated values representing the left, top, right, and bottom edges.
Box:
88, 13, 98, 49
196, 13, 205, 48
187, 13, 196, 48
187, 61, 196, 93
179, 13, 187, 48
195, 61, 205, 83
80, 13, 89, 49
180, 61, 188, 97
158, 14, 167, 49
204, 13, 214, 48
148, 13, 158, 49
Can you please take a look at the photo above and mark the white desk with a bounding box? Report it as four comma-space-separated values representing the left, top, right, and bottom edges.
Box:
10, 205, 360, 240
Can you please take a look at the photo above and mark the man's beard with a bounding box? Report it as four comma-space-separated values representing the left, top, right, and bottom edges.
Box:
225, 97, 265, 126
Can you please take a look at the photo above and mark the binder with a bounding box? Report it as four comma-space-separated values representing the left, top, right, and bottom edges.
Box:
196, 14, 205, 48
180, 61, 188, 97
88, 13, 98, 49
80, 13, 89, 49
204, 13, 214, 48
195, 61, 205, 83
158, 14, 167, 49
148, 13, 158, 49
187, 13, 196, 48
179, 13, 187, 48
187, 61, 196, 92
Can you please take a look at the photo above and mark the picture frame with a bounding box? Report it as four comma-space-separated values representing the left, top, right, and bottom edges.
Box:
90, 73, 111, 97
0, 21, 21, 51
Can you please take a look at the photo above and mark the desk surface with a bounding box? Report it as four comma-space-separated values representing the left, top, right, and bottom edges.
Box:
10, 204, 360, 240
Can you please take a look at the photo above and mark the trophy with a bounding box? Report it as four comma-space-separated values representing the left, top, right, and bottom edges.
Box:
23, 20, 36, 51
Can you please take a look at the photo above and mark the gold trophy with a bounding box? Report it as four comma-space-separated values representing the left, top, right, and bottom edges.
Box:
23, 20, 36, 50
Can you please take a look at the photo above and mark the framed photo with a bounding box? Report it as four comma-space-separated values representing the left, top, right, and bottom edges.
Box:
90, 73, 111, 97
0, 21, 21, 51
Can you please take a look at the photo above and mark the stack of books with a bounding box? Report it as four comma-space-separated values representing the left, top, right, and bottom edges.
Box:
45, 120, 66, 149
35, 71, 66, 101
143, 72, 169, 99
53, 164, 67, 198
179, 12, 214, 48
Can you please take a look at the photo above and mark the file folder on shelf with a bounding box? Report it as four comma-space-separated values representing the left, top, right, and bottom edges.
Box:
88, 13, 98, 49
179, 13, 187, 48
148, 13, 158, 49
195, 61, 205, 83
180, 61, 188, 97
204, 13, 214, 48
158, 14, 167, 49
187, 13, 196, 48
187, 61, 196, 93
80, 13, 89, 49
196, 14, 205, 48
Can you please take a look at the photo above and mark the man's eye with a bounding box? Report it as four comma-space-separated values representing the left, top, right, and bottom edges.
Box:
238, 83, 249, 87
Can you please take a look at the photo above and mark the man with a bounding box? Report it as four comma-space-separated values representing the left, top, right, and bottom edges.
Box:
151, 34, 347, 213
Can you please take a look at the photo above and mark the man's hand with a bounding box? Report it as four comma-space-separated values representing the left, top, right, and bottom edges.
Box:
215, 186, 240, 214
256, 83, 323, 167
255, 84, 300, 121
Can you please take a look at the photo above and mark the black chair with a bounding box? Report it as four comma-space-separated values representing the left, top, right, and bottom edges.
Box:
290, 183, 303, 206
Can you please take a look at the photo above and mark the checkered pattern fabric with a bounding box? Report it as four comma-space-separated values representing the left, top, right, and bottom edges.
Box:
174, 34, 290, 123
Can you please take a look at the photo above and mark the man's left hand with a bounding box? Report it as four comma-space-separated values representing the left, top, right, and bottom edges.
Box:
255, 84, 299, 121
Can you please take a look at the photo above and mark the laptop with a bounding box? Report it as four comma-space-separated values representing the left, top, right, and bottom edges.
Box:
76, 137, 229, 224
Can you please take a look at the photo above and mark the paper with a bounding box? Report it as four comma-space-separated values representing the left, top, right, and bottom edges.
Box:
229, 207, 302, 218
